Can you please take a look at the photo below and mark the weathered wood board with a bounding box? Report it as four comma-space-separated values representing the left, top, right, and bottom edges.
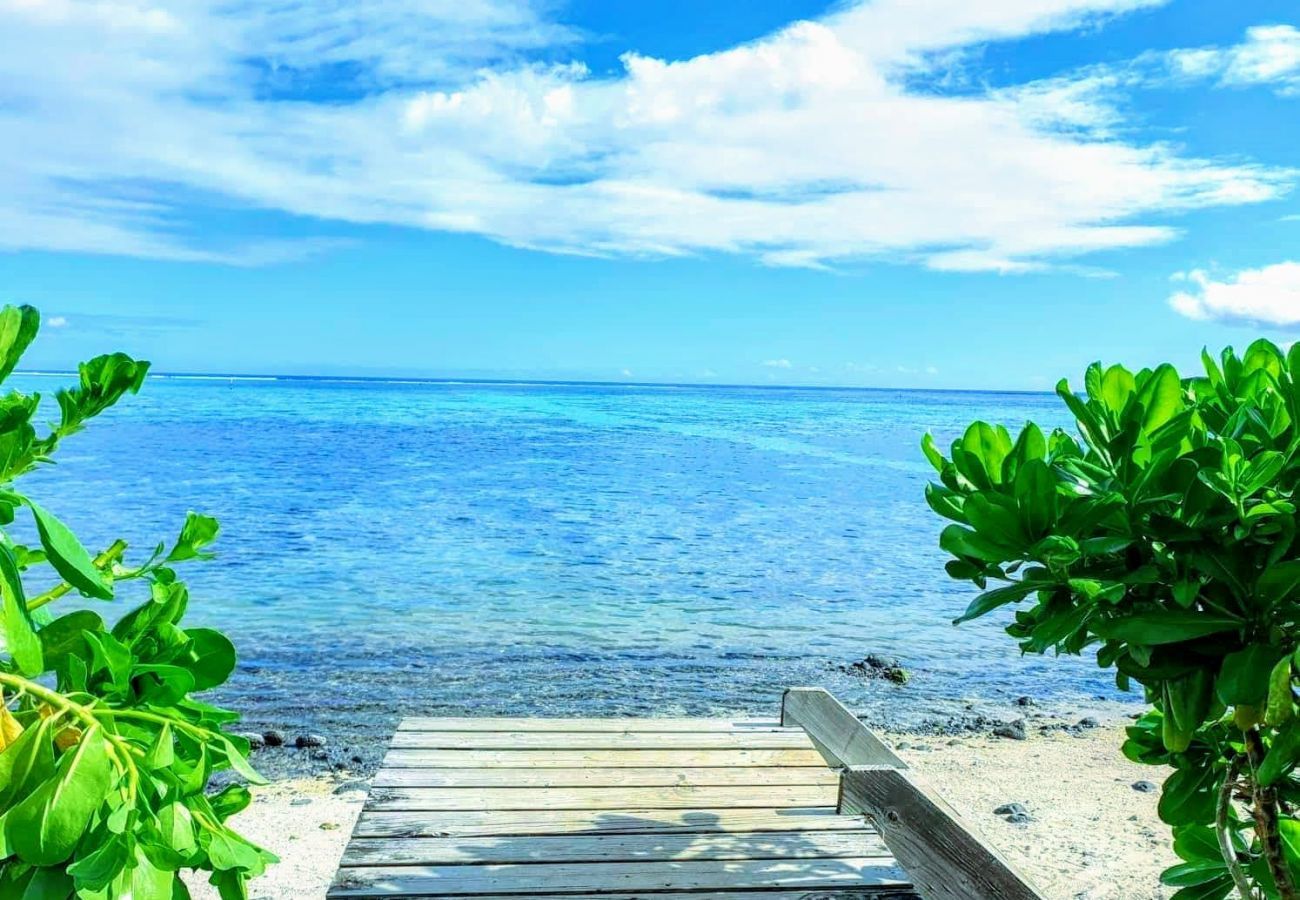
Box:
329, 716, 918, 899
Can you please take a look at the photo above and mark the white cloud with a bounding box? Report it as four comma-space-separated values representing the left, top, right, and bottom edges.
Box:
1169, 263, 1300, 326
1167, 25, 1300, 95
763, 359, 793, 369
47, 315, 68, 328
0, 0, 1291, 270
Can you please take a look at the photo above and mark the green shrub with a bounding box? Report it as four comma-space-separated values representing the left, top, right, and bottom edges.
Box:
926, 340, 1300, 900
0, 305, 274, 898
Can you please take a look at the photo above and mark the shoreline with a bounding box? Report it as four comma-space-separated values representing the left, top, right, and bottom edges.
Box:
192, 715, 1175, 900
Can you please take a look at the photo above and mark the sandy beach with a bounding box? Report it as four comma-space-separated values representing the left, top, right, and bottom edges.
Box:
188, 720, 1176, 900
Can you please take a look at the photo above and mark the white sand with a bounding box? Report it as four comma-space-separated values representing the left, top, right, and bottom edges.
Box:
190, 725, 1175, 900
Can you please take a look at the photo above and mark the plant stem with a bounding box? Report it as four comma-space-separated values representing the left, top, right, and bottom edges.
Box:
26, 538, 128, 612
1245, 728, 1298, 900
0, 671, 139, 801
1218, 754, 1255, 900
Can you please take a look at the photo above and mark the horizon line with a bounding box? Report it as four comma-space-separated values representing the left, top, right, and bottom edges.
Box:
14, 369, 1053, 396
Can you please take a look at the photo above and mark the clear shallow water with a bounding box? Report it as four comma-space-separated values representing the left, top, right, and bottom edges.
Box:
11, 376, 1124, 741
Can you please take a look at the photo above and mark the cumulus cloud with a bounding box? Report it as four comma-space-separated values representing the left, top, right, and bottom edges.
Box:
0, 0, 1291, 270
763, 359, 794, 369
1169, 263, 1300, 326
46, 315, 68, 328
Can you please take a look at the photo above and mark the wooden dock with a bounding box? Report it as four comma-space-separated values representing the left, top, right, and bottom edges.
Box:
329, 689, 1043, 900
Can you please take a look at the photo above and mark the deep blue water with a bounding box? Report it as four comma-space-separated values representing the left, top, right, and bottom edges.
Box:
10, 375, 1125, 739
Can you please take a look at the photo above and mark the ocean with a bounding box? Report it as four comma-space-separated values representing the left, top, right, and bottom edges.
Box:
11, 374, 1125, 751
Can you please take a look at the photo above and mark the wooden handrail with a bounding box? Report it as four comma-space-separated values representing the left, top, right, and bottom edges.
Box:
780, 686, 907, 769
781, 688, 1044, 900
840, 765, 1043, 900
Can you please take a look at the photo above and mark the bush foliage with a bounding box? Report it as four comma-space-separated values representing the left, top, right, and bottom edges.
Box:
927, 340, 1300, 899
0, 305, 273, 899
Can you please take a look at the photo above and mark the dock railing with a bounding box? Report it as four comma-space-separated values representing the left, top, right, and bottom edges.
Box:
781, 687, 1044, 900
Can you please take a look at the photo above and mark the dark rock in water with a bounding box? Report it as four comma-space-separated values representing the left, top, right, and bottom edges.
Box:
1015, 696, 1036, 707
262, 730, 286, 748
296, 733, 327, 749
836, 654, 908, 682
236, 732, 265, 750
993, 721, 1027, 741
1132, 781, 1157, 794
1078, 716, 1100, 728
1006, 811, 1034, 824
895, 741, 913, 751
881, 667, 910, 685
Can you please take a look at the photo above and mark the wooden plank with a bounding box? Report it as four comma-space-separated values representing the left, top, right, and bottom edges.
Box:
382, 748, 828, 769
389, 731, 814, 750
341, 829, 886, 866
352, 807, 863, 838
398, 717, 784, 732
374, 766, 839, 789
328, 857, 912, 897
840, 765, 1044, 900
781, 688, 906, 770
366, 783, 840, 811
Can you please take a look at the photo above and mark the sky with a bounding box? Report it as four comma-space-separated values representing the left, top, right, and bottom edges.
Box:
1, 0, 1299, 389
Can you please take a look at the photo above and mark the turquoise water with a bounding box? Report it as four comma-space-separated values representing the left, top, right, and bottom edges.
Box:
12, 375, 1119, 739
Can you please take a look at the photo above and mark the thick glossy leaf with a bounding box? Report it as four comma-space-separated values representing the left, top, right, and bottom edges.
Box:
953, 581, 1041, 624
0, 305, 40, 382
1267, 655, 1295, 726
26, 501, 112, 600
1259, 719, 1300, 786
7, 725, 114, 865
0, 716, 54, 808
939, 524, 1011, 563
1094, 610, 1243, 645
1217, 644, 1286, 706
39, 610, 104, 668
0, 543, 42, 675
1138, 364, 1185, 434
1158, 765, 1218, 826
182, 628, 237, 691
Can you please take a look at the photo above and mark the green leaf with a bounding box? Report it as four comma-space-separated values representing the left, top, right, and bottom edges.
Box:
1158, 764, 1218, 826
1100, 364, 1137, 416
939, 524, 1011, 564
920, 433, 945, 472
956, 421, 1012, 486
181, 628, 237, 691
0, 306, 40, 382
0, 543, 42, 675
953, 581, 1041, 625
1013, 458, 1056, 537
1217, 644, 1285, 706
0, 716, 55, 808
215, 736, 266, 785
25, 500, 112, 600
167, 513, 220, 563
6, 725, 114, 866
38, 610, 104, 668
1138, 364, 1184, 433
1094, 610, 1243, 645
1260, 719, 1300, 786
1267, 655, 1295, 726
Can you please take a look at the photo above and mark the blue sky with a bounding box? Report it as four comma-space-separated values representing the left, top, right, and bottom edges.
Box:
1, 0, 1299, 389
